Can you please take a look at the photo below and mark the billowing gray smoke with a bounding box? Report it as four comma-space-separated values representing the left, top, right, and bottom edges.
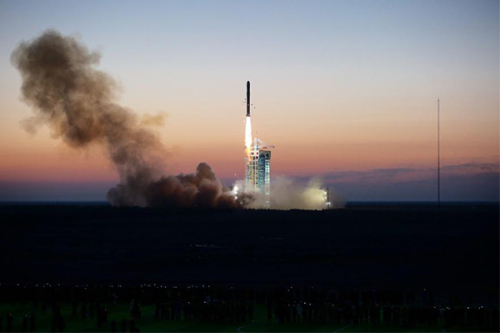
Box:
11, 30, 241, 209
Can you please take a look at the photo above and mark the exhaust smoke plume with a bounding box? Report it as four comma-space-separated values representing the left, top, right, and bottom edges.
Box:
11, 30, 240, 209
242, 177, 344, 210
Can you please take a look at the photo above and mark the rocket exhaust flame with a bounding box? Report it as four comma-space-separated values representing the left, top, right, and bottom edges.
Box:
11, 30, 243, 209
245, 116, 252, 160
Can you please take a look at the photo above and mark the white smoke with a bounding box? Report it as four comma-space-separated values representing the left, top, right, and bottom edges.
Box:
235, 176, 345, 210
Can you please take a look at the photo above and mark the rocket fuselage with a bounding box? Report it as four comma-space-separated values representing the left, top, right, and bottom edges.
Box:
246, 81, 250, 116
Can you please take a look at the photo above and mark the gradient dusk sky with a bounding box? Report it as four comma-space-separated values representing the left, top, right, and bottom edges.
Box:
0, 0, 498, 201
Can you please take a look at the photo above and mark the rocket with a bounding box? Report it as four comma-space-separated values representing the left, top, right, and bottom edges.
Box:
246, 81, 250, 117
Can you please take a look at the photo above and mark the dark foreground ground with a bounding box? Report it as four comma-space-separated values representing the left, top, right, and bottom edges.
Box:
0, 203, 498, 293
0, 203, 498, 332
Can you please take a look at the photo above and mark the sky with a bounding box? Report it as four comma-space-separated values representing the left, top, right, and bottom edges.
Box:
0, 0, 498, 202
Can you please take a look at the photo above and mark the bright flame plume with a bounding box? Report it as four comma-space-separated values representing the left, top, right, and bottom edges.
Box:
245, 116, 252, 158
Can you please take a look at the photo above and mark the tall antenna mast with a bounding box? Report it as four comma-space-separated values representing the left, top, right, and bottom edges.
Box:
437, 98, 440, 207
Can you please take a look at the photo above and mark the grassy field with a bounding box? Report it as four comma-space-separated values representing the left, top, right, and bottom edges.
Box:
0, 302, 493, 332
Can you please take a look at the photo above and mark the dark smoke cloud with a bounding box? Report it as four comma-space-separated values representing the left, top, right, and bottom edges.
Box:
12, 30, 242, 209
